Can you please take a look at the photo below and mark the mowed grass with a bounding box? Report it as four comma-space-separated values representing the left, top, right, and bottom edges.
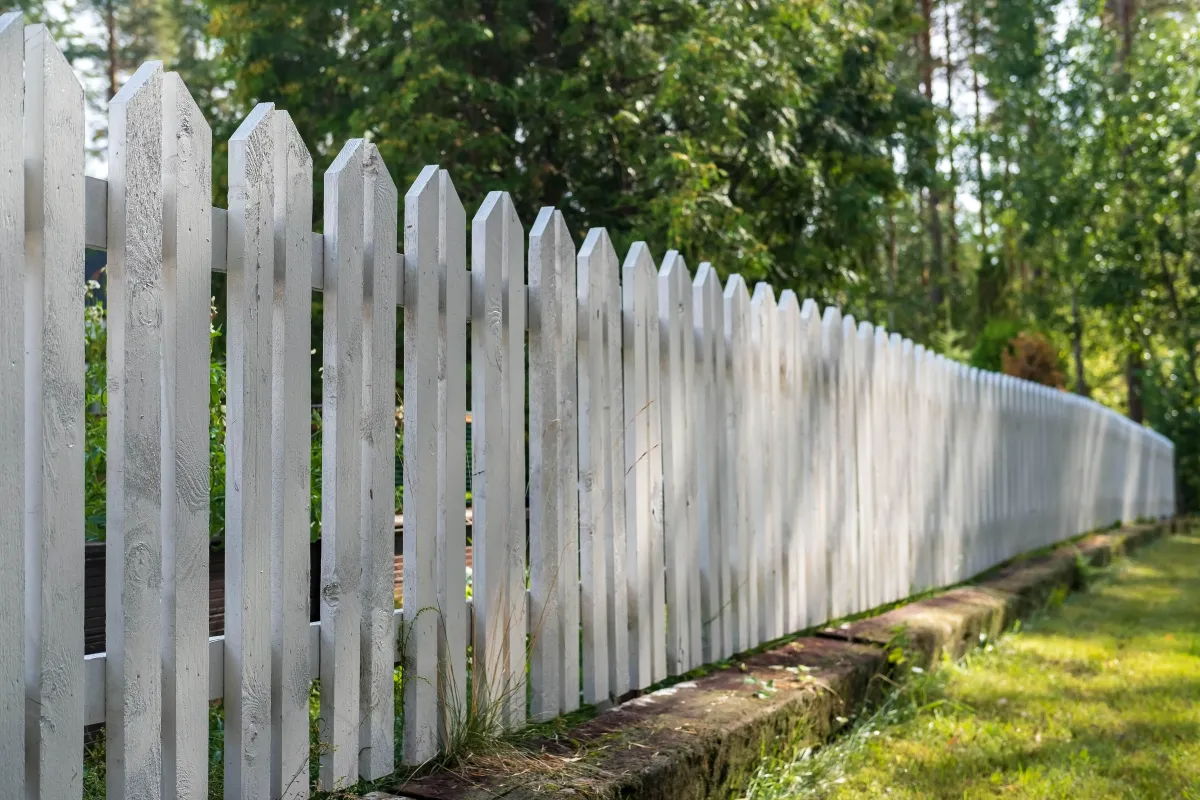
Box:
745, 533, 1200, 799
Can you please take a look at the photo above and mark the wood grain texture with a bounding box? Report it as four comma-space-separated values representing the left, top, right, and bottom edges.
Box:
528, 208, 578, 717
402, 165, 439, 764
577, 228, 612, 704
319, 138, 365, 789
722, 276, 751, 654
436, 169, 467, 743
818, 306, 842, 620
694, 264, 724, 662
558, 215, 581, 713
777, 291, 801, 633
602, 232, 628, 701
471, 191, 522, 721
106, 60, 165, 800
659, 252, 696, 669
225, 102, 276, 799
269, 109, 312, 800
750, 284, 778, 644
23, 25, 86, 799
504, 196, 528, 727
644, 256, 667, 684
0, 13, 24, 792
799, 299, 824, 628
358, 143, 397, 781
620, 243, 656, 689
161, 70, 213, 800
851, 321, 873, 612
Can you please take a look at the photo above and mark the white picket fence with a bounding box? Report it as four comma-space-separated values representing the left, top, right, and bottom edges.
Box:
0, 17, 1177, 799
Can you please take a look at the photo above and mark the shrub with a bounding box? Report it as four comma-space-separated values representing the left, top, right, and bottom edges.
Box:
1000, 332, 1065, 388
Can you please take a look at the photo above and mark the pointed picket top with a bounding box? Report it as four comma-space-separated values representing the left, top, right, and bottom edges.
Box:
775, 290, 802, 632
576, 226, 617, 702
621, 240, 662, 689
749, 282, 779, 642
162, 67, 215, 800
721, 274, 752, 653
694, 261, 727, 661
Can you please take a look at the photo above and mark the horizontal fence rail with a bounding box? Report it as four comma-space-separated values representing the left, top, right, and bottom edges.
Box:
0, 17, 1177, 798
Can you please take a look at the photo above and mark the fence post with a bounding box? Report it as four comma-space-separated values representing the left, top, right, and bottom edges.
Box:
0, 13, 25, 790
162, 70, 214, 800
319, 137, 366, 788
359, 143, 398, 780
435, 170, 467, 743
723, 276, 752, 654
402, 165, 440, 764
268, 108, 313, 799
226, 103, 278, 798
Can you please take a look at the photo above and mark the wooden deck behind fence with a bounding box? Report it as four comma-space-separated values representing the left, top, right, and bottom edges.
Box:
0, 15, 1177, 799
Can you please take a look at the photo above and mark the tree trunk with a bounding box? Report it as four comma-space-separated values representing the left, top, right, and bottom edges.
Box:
1126, 349, 1144, 423
943, 3, 960, 287
105, 0, 119, 100
920, 0, 945, 308
1071, 291, 1089, 396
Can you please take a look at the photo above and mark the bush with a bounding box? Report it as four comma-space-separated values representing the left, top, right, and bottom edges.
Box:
1001, 332, 1065, 388
970, 318, 1024, 372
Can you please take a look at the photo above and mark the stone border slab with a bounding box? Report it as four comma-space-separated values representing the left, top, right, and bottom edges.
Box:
369, 520, 1178, 800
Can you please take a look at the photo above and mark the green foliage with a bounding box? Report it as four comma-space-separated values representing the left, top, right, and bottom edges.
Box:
970, 318, 1023, 372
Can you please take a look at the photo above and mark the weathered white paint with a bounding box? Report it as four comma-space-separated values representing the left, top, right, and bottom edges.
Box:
267, 109, 312, 800
577, 228, 613, 704
694, 264, 725, 662
644, 254, 667, 685
529, 208, 571, 720
161, 70, 213, 800
359, 143, 397, 780
23, 22, 87, 800
777, 291, 801, 633
319, 138, 365, 790
0, 13, 24, 793
659, 252, 695, 670
472, 191, 526, 724
436, 170, 467, 743
799, 299, 824, 628
400, 164, 438, 764
106, 60, 165, 800
603, 234, 629, 702
750, 283, 778, 644
723, 276, 752, 653
505, 196, 529, 727
225, 103, 277, 799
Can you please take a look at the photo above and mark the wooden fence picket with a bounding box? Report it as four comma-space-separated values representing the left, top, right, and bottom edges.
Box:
318, 137, 366, 790
359, 143, 398, 780
603, 236, 628, 702
723, 276, 752, 653
694, 264, 726, 662
660, 252, 698, 668
162, 70, 214, 800
472, 191, 527, 725
402, 166, 440, 764
819, 306, 842, 619
0, 13, 24, 790
776, 291, 801, 633
852, 321, 874, 611
435, 169, 467, 742
578, 228, 614, 702
226, 103, 279, 798
529, 208, 578, 720
799, 299, 824, 627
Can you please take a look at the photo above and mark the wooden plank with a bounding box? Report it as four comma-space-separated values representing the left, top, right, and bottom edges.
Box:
225, 102, 277, 799
851, 321, 873, 612
22, 24, 86, 799
799, 299, 824, 628
659, 252, 693, 670
161, 70, 213, 800
408, 167, 451, 762
558, 218, 581, 711
576, 228, 612, 703
819, 306, 843, 619
694, 264, 724, 661
723, 277, 751, 653
894, 335, 912, 602
621, 243, 656, 687
359, 143, 397, 780
529, 208, 569, 718
0, 12, 24, 792
505, 197, 528, 726
644, 255, 666, 683
471, 191, 521, 721
319, 138, 365, 789
777, 291, 801, 633
750, 283, 777, 643
602, 233, 628, 701
436, 170, 467, 742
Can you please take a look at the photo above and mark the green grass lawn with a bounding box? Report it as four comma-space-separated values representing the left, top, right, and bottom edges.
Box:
745, 532, 1200, 800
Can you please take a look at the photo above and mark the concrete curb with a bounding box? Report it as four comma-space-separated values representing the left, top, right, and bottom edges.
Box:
371, 520, 1178, 800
